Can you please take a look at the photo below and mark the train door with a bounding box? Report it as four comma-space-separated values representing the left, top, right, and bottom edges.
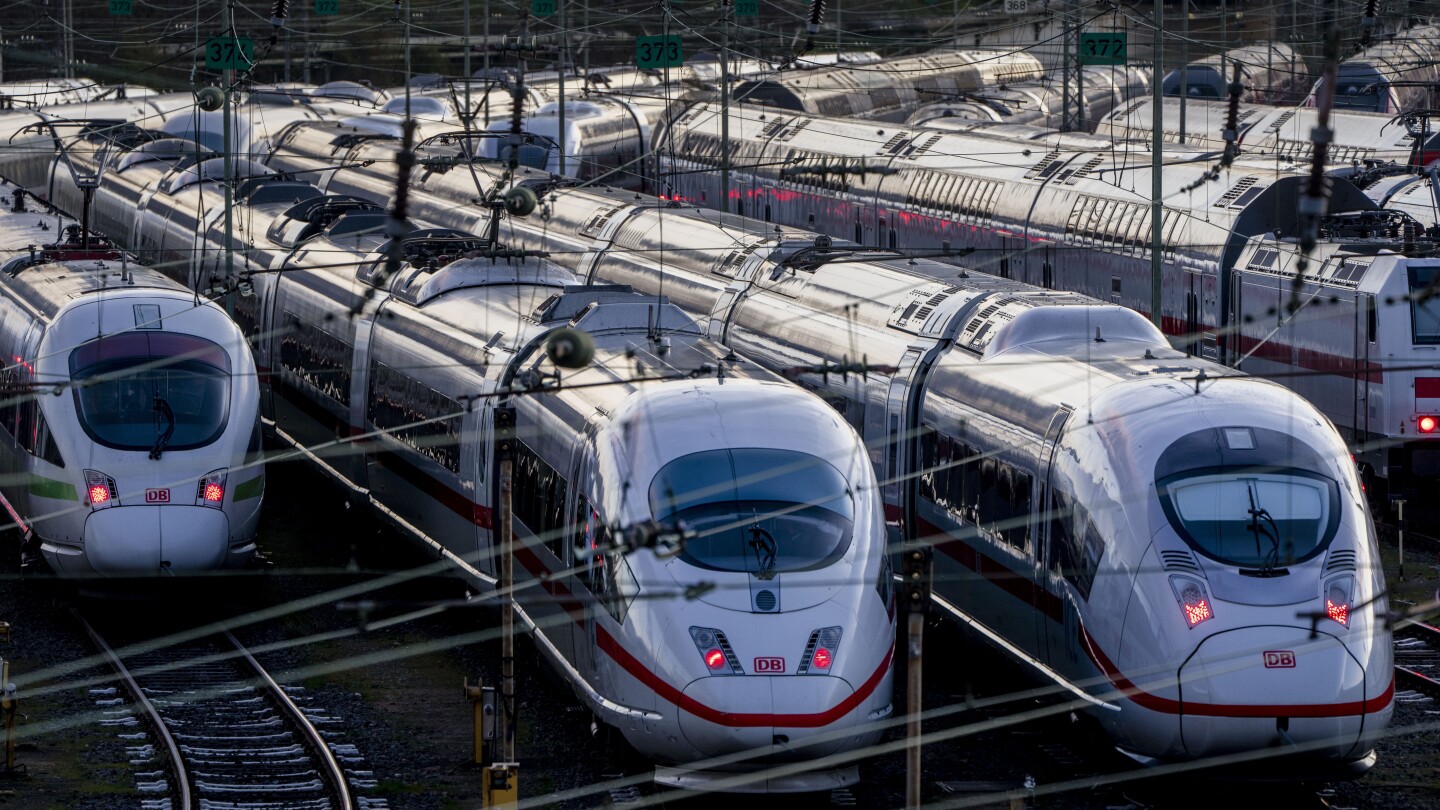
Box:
1196, 270, 1220, 360
1034, 407, 1071, 664
569, 436, 599, 682
884, 349, 925, 512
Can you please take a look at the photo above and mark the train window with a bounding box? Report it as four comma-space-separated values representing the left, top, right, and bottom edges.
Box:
1048, 491, 1095, 599
69, 333, 231, 452
1157, 470, 1340, 568
1408, 266, 1440, 344
1367, 296, 1377, 343
367, 360, 462, 474
918, 425, 938, 503
650, 448, 854, 575
513, 441, 569, 560
280, 312, 352, 406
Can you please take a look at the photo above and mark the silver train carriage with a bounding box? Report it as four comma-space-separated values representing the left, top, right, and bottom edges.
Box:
1162, 43, 1309, 105
1308, 24, 1440, 114
0, 184, 262, 575
44, 134, 897, 792
904, 66, 1152, 133
259, 121, 1393, 776
1095, 97, 1440, 167
733, 49, 1045, 122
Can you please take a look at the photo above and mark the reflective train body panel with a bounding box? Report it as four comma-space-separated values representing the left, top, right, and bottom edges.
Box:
1309, 24, 1440, 114
0, 188, 261, 575
46, 135, 896, 792
259, 124, 1393, 775
905, 66, 1151, 132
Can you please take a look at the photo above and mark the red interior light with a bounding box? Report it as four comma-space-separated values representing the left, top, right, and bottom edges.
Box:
812, 648, 832, 670
1421, 415, 1438, 433
203, 483, 224, 503
89, 485, 109, 505
704, 649, 726, 670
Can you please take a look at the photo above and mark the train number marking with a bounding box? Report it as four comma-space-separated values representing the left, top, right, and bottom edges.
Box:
1263, 651, 1296, 668
145, 488, 171, 503
754, 657, 785, 673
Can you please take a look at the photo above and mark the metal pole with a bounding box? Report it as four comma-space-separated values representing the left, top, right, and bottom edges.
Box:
1179, 1, 1188, 143
464, 0, 470, 124
1062, 0, 1072, 131
905, 609, 923, 809
1398, 499, 1407, 581
558, 0, 567, 176
223, 1, 235, 319
483, 0, 490, 125
1150, 0, 1163, 330
497, 408, 516, 764
721, 0, 731, 213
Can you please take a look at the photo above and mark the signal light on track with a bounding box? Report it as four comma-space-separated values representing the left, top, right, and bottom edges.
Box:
1420, 415, 1438, 433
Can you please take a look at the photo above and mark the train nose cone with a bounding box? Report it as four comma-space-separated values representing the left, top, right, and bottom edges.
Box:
1178, 627, 1368, 759
678, 675, 858, 760
85, 506, 230, 573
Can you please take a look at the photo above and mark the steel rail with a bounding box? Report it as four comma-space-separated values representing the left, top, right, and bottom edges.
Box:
73, 609, 193, 810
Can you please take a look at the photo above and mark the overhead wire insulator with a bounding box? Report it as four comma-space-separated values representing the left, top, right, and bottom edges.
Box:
1220, 62, 1243, 168
269, 0, 289, 28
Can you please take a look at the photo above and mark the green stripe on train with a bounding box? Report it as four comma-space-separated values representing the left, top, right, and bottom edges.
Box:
233, 475, 265, 502
29, 475, 77, 501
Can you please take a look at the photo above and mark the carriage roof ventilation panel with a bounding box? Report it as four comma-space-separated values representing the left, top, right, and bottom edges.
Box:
538, 286, 703, 336
981, 304, 1168, 359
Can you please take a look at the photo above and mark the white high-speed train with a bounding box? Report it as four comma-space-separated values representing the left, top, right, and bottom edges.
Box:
1161, 43, 1309, 105
0, 183, 262, 575
904, 66, 1151, 133
41, 134, 897, 792
1308, 24, 1440, 114
256, 122, 1393, 777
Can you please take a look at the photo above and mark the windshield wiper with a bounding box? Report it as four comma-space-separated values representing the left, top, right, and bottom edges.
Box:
748, 520, 778, 581
149, 396, 175, 460
1246, 483, 1281, 571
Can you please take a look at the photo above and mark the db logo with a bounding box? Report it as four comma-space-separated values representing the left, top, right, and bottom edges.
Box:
753, 657, 785, 673
144, 488, 170, 503
1263, 651, 1296, 668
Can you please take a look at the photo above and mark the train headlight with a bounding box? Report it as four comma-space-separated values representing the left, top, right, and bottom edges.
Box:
799, 626, 843, 673
688, 626, 742, 675
1324, 575, 1353, 628
195, 469, 227, 507
1420, 415, 1439, 434
1168, 575, 1215, 629
83, 469, 118, 509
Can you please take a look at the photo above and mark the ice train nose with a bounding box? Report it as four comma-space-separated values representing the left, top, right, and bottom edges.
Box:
1178, 626, 1369, 759
677, 675, 858, 759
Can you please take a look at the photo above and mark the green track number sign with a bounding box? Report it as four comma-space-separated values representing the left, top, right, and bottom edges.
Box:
735, 0, 759, 16
636, 35, 682, 70
1079, 32, 1127, 66
532, 0, 556, 18
109, 0, 132, 15
315, 0, 338, 15
204, 36, 255, 71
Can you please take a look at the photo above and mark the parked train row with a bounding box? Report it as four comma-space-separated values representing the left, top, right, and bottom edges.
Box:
12, 120, 898, 792
242, 118, 1393, 778
483, 92, 1440, 505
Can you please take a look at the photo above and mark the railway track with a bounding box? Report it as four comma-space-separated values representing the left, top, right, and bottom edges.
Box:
75, 610, 363, 810
1394, 621, 1440, 698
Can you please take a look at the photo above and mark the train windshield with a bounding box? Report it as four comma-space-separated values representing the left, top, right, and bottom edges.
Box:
70, 332, 231, 452
650, 448, 854, 575
1333, 82, 1383, 111
1408, 265, 1440, 343
1159, 473, 1338, 568
1155, 427, 1341, 569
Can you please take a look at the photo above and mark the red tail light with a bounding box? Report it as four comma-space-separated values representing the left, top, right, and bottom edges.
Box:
704, 649, 726, 670
812, 647, 832, 670
1169, 576, 1215, 629
83, 469, 118, 509
1325, 576, 1353, 628
89, 485, 110, 505
689, 626, 741, 674
195, 469, 228, 508
203, 483, 224, 503
1420, 415, 1438, 433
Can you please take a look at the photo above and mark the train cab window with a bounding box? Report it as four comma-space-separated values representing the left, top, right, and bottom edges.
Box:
650, 448, 854, 576
1407, 266, 1440, 344
1156, 427, 1342, 569
69, 332, 231, 452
